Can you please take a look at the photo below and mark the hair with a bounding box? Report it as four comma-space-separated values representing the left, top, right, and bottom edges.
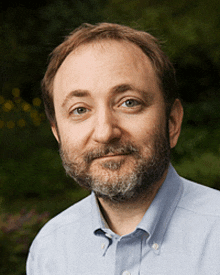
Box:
42, 22, 178, 125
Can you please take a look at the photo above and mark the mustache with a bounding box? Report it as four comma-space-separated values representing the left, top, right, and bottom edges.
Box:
84, 142, 140, 164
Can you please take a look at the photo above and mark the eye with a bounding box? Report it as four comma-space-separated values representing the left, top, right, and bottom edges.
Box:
121, 99, 141, 108
72, 107, 88, 115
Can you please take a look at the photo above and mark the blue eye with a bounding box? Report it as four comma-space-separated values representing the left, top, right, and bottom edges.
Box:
122, 99, 140, 107
72, 107, 88, 115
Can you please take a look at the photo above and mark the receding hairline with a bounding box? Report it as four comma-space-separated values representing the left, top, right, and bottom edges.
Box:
55, 38, 158, 78
51, 37, 165, 99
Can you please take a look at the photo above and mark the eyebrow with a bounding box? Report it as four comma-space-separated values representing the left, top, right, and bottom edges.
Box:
62, 84, 154, 108
111, 84, 155, 103
62, 89, 90, 108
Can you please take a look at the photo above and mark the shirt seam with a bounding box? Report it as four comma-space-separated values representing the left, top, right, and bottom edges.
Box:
176, 205, 220, 218
34, 208, 93, 241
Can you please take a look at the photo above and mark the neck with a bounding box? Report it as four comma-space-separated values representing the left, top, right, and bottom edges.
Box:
97, 170, 167, 236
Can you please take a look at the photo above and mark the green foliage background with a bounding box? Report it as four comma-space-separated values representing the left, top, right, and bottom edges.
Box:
1, 0, 220, 274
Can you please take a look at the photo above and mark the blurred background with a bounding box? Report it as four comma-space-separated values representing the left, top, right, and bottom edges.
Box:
1, 0, 220, 274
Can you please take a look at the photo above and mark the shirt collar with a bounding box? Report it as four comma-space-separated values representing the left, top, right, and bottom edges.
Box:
137, 164, 183, 253
90, 164, 183, 252
90, 192, 106, 233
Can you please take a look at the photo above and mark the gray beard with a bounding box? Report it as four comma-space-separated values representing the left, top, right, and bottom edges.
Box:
59, 127, 170, 203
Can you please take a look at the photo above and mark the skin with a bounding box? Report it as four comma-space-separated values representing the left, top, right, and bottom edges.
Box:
52, 40, 183, 235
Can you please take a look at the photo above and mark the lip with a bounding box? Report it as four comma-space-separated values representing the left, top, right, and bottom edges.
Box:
95, 154, 127, 160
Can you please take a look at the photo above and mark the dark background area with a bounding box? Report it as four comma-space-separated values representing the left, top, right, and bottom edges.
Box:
1, 0, 220, 274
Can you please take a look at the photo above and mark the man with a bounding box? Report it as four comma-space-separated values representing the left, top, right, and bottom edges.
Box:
27, 23, 220, 274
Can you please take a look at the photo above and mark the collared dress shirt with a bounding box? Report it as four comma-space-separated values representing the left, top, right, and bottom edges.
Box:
27, 165, 220, 274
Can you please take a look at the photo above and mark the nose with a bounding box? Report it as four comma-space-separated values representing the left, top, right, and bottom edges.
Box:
92, 109, 122, 144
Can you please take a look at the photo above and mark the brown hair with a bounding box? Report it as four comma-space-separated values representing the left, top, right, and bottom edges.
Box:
42, 22, 178, 125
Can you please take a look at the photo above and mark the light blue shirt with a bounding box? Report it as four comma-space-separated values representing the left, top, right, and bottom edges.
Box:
27, 165, 220, 274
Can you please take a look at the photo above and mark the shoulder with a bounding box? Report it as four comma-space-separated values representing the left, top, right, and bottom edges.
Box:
27, 193, 98, 269
178, 176, 220, 217
34, 194, 93, 239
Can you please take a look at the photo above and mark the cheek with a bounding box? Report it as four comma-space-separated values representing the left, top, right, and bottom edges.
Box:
130, 121, 167, 152
58, 122, 90, 150
124, 114, 162, 140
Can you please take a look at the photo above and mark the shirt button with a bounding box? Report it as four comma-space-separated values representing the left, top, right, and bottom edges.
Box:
152, 243, 159, 250
101, 243, 105, 249
122, 271, 131, 275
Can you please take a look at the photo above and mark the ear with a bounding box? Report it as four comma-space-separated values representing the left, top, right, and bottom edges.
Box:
51, 124, 60, 143
168, 99, 184, 149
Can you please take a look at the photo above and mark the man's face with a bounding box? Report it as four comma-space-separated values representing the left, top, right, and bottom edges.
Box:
52, 40, 172, 202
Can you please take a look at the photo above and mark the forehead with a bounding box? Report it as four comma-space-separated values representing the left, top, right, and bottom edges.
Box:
53, 40, 161, 101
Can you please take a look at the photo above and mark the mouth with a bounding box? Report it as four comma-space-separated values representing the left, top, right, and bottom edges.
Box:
84, 143, 139, 164
95, 153, 129, 160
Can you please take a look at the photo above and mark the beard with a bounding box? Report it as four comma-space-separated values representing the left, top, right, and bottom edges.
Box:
59, 123, 170, 203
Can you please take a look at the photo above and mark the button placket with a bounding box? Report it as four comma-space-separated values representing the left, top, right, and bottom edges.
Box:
114, 233, 142, 275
